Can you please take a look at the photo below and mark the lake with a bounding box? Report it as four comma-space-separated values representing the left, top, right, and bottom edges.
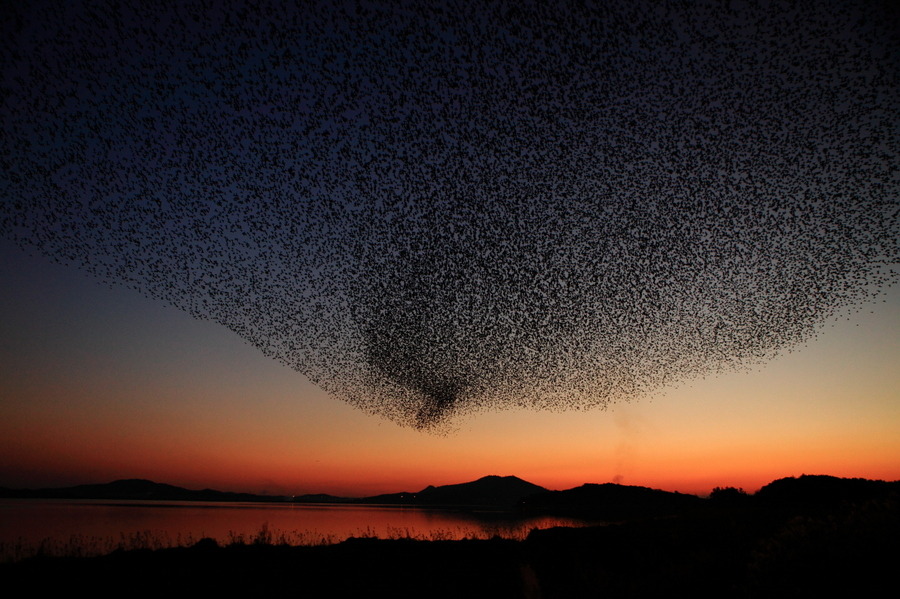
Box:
0, 499, 593, 561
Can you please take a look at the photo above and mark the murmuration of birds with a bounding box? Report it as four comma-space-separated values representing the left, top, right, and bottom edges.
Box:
1, 1, 897, 430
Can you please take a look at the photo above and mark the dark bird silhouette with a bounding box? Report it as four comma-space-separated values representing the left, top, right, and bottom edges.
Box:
1, 1, 897, 429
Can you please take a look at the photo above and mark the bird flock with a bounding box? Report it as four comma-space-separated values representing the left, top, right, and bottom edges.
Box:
2, 1, 897, 429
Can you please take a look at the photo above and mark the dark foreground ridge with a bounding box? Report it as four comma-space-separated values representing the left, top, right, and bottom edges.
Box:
3, 475, 897, 597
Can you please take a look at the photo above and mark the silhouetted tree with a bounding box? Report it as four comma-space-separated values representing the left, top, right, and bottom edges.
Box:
709, 486, 750, 505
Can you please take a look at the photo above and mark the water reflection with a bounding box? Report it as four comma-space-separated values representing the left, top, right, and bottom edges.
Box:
0, 499, 594, 561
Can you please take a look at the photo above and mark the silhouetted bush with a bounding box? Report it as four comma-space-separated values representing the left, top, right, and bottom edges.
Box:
709, 486, 751, 505
744, 496, 899, 596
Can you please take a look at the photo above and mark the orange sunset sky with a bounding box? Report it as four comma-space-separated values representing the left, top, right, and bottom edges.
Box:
3, 1, 899, 502
2, 240, 898, 497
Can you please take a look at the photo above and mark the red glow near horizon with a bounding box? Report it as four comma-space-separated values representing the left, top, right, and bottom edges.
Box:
1, 243, 898, 500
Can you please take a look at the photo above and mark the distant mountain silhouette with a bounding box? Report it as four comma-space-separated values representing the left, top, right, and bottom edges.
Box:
353, 491, 417, 504
413, 475, 547, 507
0, 475, 547, 508
755, 474, 900, 507
291, 493, 354, 503
291, 475, 548, 508
4, 474, 897, 518
519, 482, 704, 519
0, 479, 288, 502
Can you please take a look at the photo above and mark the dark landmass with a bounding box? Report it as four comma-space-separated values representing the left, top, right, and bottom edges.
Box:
0, 474, 547, 509
519, 482, 703, 520
3, 474, 897, 598
421, 475, 548, 506
755, 474, 899, 506
291, 492, 354, 503
4, 473, 899, 516
286, 475, 548, 508
352, 475, 548, 508
0, 479, 288, 503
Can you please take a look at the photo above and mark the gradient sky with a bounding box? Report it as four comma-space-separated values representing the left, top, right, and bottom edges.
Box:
2, 2, 898, 497
2, 238, 897, 497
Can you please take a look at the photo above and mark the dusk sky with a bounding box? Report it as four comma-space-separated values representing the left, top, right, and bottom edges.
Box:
1, 2, 898, 497
2, 239, 897, 497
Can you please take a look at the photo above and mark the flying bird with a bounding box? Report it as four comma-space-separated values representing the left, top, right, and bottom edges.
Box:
1, 1, 897, 429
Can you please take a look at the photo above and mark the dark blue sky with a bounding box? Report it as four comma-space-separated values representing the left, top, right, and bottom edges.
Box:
2, 1, 897, 429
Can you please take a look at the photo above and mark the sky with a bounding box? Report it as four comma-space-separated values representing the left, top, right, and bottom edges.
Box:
1, 2, 898, 496
2, 238, 897, 497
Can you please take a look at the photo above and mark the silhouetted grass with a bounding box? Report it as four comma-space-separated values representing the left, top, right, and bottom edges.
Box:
3, 497, 897, 598
5, 478, 896, 597
1, 522, 524, 563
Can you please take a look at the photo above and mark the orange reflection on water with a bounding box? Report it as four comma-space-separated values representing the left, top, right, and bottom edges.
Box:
0, 499, 594, 561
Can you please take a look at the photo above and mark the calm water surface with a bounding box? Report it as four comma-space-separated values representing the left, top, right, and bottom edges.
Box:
0, 499, 593, 560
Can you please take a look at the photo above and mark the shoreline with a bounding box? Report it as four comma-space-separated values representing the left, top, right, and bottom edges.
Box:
4, 495, 896, 598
